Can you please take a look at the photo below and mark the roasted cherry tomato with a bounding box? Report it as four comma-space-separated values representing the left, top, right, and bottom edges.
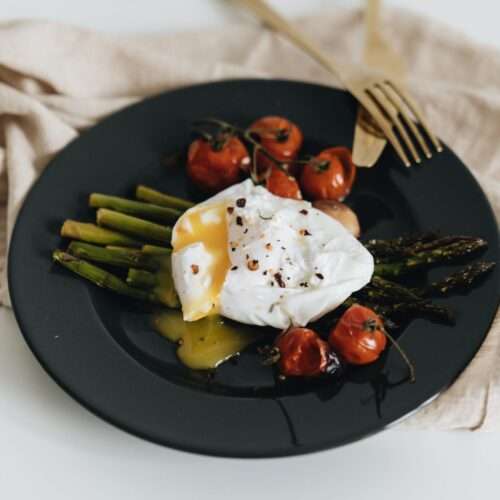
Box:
187, 136, 250, 193
300, 147, 356, 201
265, 166, 302, 200
329, 305, 387, 365
275, 327, 330, 377
250, 116, 303, 174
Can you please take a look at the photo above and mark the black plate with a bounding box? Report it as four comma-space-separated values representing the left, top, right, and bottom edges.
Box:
8, 80, 499, 457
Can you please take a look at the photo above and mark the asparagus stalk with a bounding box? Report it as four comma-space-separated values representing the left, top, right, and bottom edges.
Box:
136, 185, 194, 211
68, 241, 161, 271
365, 232, 438, 259
368, 235, 479, 263
370, 301, 454, 324
97, 209, 172, 244
358, 286, 425, 306
374, 238, 488, 278
61, 220, 142, 248
142, 244, 172, 256
107, 244, 171, 255
409, 236, 478, 254
354, 275, 454, 324
368, 276, 424, 303
53, 250, 155, 302
89, 193, 181, 224
415, 261, 496, 297
127, 269, 158, 289
127, 267, 179, 308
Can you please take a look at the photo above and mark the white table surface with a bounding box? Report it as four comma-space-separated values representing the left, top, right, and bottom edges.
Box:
1, 2, 498, 499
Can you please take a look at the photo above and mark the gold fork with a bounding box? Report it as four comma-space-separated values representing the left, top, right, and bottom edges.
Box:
235, 0, 443, 167
353, 0, 408, 166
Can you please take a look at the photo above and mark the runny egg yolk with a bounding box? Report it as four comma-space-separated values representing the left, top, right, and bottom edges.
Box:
172, 202, 230, 320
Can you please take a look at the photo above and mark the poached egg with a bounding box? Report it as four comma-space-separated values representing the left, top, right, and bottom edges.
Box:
171, 179, 374, 329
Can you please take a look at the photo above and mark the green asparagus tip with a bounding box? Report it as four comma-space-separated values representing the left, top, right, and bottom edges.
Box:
53, 249, 74, 263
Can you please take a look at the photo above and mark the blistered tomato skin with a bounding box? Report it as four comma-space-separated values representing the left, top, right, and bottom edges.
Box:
187, 137, 250, 193
265, 166, 303, 200
328, 305, 387, 365
300, 147, 356, 201
275, 327, 330, 377
250, 116, 303, 174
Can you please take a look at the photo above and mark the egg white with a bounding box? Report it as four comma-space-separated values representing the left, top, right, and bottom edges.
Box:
172, 179, 374, 329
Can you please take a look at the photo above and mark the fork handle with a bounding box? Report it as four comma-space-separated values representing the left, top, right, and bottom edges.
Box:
365, 0, 381, 41
237, 0, 343, 80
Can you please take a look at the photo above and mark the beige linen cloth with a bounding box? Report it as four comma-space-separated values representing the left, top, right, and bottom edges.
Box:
0, 7, 498, 430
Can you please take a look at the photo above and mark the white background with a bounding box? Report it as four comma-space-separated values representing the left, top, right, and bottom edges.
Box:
1, 1, 498, 499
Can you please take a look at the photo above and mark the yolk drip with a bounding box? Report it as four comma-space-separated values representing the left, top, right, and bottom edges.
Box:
172, 202, 230, 320
152, 309, 261, 370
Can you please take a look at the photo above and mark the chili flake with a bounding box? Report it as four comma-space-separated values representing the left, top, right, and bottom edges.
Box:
274, 272, 286, 288
248, 260, 260, 271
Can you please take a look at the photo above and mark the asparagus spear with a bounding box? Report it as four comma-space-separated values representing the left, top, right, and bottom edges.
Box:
68, 242, 161, 271
368, 232, 439, 249
369, 276, 423, 303
374, 238, 488, 278
127, 268, 158, 289
107, 244, 171, 255
89, 193, 181, 224
365, 232, 438, 259
357, 285, 425, 305
354, 276, 454, 324
135, 185, 194, 211
370, 301, 454, 324
61, 220, 142, 248
97, 209, 172, 244
141, 244, 172, 256
415, 261, 496, 297
127, 266, 179, 308
53, 250, 155, 301
409, 236, 478, 254
368, 235, 479, 263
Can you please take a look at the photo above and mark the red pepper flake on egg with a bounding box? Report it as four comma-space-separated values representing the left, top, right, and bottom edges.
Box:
247, 259, 260, 271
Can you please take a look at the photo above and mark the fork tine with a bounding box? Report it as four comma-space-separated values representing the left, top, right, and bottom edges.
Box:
378, 82, 433, 159
369, 85, 422, 164
354, 92, 411, 167
386, 81, 443, 153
